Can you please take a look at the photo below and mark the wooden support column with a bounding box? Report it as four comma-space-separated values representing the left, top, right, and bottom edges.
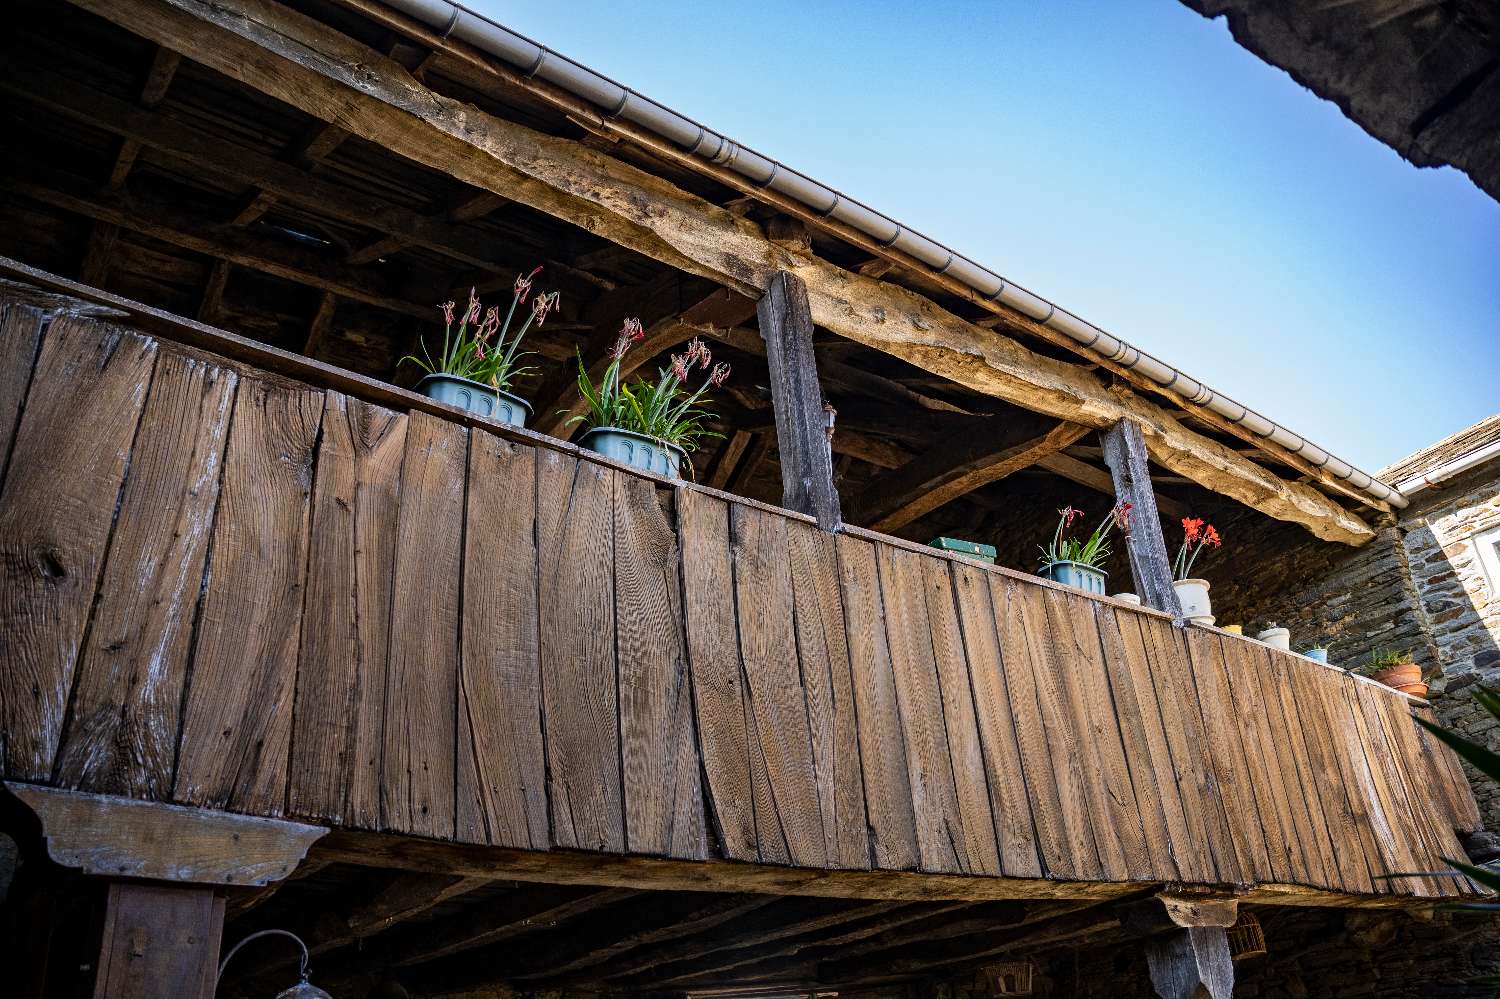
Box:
92, 881, 224, 999
1121, 893, 1237, 999
757, 271, 841, 531
1101, 419, 1183, 615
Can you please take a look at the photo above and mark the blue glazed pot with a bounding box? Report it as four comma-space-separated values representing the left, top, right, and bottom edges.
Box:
1304, 648, 1329, 664
417, 374, 531, 428
580, 427, 684, 479
1039, 560, 1107, 595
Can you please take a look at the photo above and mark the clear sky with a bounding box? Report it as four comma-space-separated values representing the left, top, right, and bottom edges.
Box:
479, 0, 1499, 474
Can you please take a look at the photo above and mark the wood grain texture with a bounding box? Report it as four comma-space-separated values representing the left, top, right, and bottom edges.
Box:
1100, 419, 1183, 614
174, 375, 322, 814
836, 533, 918, 870
382, 411, 465, 838
54, 350, 236, 798
951, 564, 1042, 878
0, 302, 46, 483
0, 317, 155, 781
289, 392, 405, 827
456, 431, 546, 849
92, 882, 223, 999
537, 448, 623, 851
615, 475, 705, 859
677, 486, 757, 861
787, 520, 869, 869
732, 503, 825, 866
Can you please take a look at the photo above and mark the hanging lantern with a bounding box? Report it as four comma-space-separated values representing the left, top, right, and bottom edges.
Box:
218, 928, 334, 998
1227, 911, 1267, 961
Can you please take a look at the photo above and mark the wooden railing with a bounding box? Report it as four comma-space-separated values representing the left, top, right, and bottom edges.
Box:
0, 278, 1482, 904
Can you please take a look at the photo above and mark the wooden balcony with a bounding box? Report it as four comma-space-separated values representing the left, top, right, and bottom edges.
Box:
0, 272, 1483, 908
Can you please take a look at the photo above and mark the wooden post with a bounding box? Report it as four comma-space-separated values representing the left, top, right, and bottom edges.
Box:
1100, 419, 1183, 614
757, 271, 841, 531
93, 882, 225, 999
1121, 893, 1236, 999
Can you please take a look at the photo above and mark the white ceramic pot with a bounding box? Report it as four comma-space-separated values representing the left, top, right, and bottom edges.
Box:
1256, 627, 1291, 651
1172, 578, 1213, 625
1112, 592, 1142, 606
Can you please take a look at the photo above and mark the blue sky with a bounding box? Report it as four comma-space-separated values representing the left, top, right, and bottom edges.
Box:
481, 0, 1499, 473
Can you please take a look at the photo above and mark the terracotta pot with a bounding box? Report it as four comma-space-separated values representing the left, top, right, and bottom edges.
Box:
1371, 662, 1427, 698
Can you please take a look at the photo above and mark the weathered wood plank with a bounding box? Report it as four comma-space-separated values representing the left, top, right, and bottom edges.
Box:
9, 783, 324, 885
1099, 419, 1182, 614
876, 543, 967, 873
174, 376, 321, 814
288, 392, 404, 829
921, 558, 1002, 876
1412, 703, 1483, 834
1092, 604, 1180, 879
950, 564, 1043, 878
732, 503, 825, 867
537, 449, 623, 851
1318, 672, 1407, 893
786, 520, 869, 869
835, 533, 918, 870
0, 302, 46, 484
615, 476, 706, 859
757, 271, 840, 530
1349, 682, 1442, 896
677, 487, 757, 861
0, 317, 155, 781
382, 411, 465, 838
1012, 581, 1104, 879
54, 350, 236, 798
1040, 587, 1137, 880
1373, 692, 1473, 895
93, 882, 224, 999
456, 431, 547, 849
1294, 664, 1382, 893
1181, 630, 1274, 884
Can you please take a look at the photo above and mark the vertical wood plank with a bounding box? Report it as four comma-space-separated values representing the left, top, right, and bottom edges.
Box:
921, 558, 1002, 876
988, 575, 1076, 878
732, 503, 826, 867
174, 376, 322, 815
678, 486, 757, 862
92, 883, 224, 999
1413, 703, 1483, 834
456, 430, 546, 849
876, 543, 966, 873
1099, 419, 1181, 615
615, 475, 706, 859
1295, 664, 1381, 893
1318, 671, 1406, 894
1349, 682, 1441, 895
537, 449, 623, 852
757, 271, 841, 531
288, 392, 404, 829
0, 302, 47, 485
1374, 692, 1473, 895
0, 317, 155, 781
1092, 603, 1180, 879
382, 411, 465, 838
951, 563, 1043, 878
54, 351, 236, 799
1182, 630, 1274, 883
835, 532, 917, 870
787, 519, 869, 869
1041, 586, 1139, 880
1227, 641, 1310, 885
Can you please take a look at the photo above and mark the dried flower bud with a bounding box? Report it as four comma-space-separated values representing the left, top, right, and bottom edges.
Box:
440, 300, 456, 326
514, 265, 542, 303
622, 317, 645, 343
480, 306, 501, 340
531, 290, 557, 326
670, 354, 690, 383
709, 361, 731, 387
464, 287, 481, 325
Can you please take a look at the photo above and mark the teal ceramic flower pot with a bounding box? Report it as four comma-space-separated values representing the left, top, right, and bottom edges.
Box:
1304, 648, 1329, 664
1039, 560, 1107, 595
417, 374, 531, 428
580, 427, 684, 479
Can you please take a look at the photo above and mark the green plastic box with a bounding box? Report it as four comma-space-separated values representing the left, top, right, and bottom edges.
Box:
929, 536, 997, 564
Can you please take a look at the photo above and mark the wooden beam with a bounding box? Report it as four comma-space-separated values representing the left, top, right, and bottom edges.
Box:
106, 45, 181, 190
1038, 452, 1187, 519
92, 881, 223, 999
82, 0, 1373, 544
9, 170, 430, 319
8, 783, 326, 886
233, 120, 351, 227
727, 432, 770, 494
1120, 894, 1238, 999
705, 429, 753, 490
386, 886, 636, 968
197, 260, 230, 324
852, 419, 1089, 532
302, 290, 337, 358
758, 271, 841, 530
78, 222, 120, 287
1101, 419, 1183, 615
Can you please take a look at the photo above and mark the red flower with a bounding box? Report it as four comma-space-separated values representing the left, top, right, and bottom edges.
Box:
1203, 524, 1222, 548
1113, 501, 1133, 531
1182, 517, 1204, 544
1058, 506, 1083, 529
669, 353, 690, 383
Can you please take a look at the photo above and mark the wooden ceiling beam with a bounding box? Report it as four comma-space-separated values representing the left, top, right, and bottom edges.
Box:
851, 418, 1091, 532
388, 886, 636, 968
106, 44, 181, 190
1038, 451, 1188, 519
76, 0, 1374, 544
10, 169, 429, 318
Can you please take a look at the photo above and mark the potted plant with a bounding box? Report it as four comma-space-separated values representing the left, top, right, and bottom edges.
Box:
1299, 641, 1330, 664
401, 272, 558, 426
1037, 503, 1129, 595
1171, 516, 1222, 625
1355, 649, 1427, 697
568, 321, 730, 479
1256, 622, 1291, 651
